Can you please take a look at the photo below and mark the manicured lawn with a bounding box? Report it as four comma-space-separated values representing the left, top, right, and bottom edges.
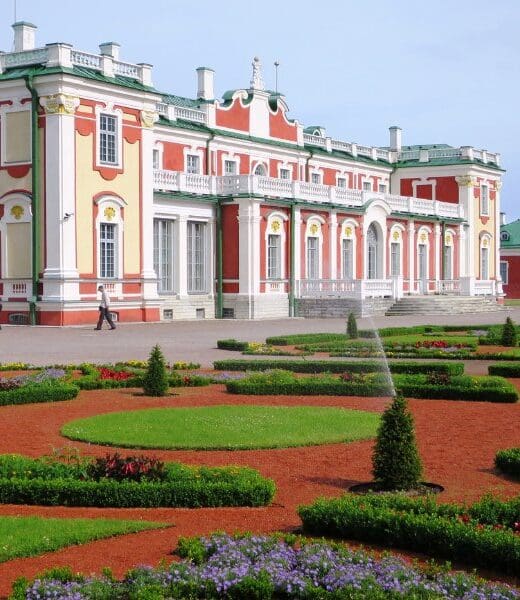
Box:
61, 405, 380, 449
0, 515, 165, 563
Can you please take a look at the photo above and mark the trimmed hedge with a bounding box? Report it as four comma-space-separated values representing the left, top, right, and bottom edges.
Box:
213, 359, 464, 375
0, 381, 79, 406
0, 455, 275, 508
226, 379, 394, 397
299, 494, 520, 575
217, 338, 250, 351
495, 448, 520, 479
488, 363, 520, 377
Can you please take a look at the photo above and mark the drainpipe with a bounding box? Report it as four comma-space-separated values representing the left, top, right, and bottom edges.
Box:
289, 202, 296, 317
23, 74, 40, 326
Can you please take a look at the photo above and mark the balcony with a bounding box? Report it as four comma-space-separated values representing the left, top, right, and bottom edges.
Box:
153, 171, 465, 220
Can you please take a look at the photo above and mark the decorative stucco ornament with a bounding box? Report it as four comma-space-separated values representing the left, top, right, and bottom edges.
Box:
392, 230, 400, 241
310, 222, 319, 235
271, 220, 281, 233
104, 206, 116, 221
420, 232, 427, 243
344, 226, 352, 237
250, 57, 265, 91
455, 175, 476, 187
445, 234, 452, 245
42, 94, 79, 114
494, 180, 503, 191
10, 205, 24, 220
482, 238, 489, 247
141, 110, 158, 128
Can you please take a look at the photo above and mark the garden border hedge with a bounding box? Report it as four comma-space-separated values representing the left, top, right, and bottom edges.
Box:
495, 448, 520, 479
213, 359, 464, 375
488, 363, 520, 377
0, 382, 79, 406
298, 494, 520, 575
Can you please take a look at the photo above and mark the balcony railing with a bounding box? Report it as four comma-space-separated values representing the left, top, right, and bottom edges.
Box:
154, 170, 465, 219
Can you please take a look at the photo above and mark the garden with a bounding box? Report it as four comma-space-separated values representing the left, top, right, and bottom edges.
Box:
0, 321, 519, 598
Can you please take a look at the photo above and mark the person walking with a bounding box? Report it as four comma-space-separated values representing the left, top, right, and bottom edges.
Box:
95, 285, 116, 330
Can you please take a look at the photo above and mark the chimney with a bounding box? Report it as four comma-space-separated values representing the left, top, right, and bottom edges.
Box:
389, 126, 402, 152
99, 42, 121, 61
12, 21, 37, 52
196, 67, 215, 100
500, 212, 506, 226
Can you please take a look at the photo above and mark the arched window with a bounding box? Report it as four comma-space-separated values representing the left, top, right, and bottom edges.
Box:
367, 223, 379, 279
480, 235, 492, 280
254, 163, 267, 176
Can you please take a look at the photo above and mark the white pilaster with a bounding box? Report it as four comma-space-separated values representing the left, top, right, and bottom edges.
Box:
434, 223, 441, 283
328, 211, 337, 280
140, 113, 159, 300
293, 207, 302, 284
494, 181, 503, 292
238, 198, 261, 318
408, 221, 415, 293
456, 175, 476, 278
176, 215, 188, 296
40, 95, 80, 301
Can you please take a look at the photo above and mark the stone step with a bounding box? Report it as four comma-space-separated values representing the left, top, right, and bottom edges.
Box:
385, 296, 506, 316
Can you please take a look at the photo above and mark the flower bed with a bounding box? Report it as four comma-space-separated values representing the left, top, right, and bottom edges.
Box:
298, 494, 520, 575
0, 454, 275, 508
225, 370, 518, 402
213, 358, 465, 375
495, 448, 520, 479
13, 533, 520, 599
0, 368, 78, 406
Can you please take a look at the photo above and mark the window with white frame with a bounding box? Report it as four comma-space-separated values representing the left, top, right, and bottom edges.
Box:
362, 180, 372, 191
187, 221, 207, 293
254, 163, 267, 176
390, 242, 400, 276
99, 114, 118, 165
500, 260, 508, 284
480, 245, 489, 279
311, 172, 321, 184
306, 236, 320, 279
153, 219, 174, 293
480, 184, 489, 216
224, 159, 237, 175
279, 168, 291, 180
337, 177, 346, 188
267, 234, 281, 279
152, 149, 160, 170
99, 223, 117, 278
443, 244, 453, 280
186, 154, 200, 174
342, 238, 353, 279
379, 183, 387, 193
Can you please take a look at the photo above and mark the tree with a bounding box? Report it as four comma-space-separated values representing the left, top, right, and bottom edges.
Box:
501, 317, 517, 347
142, 344, 169, 396
346, 312, 358, 339
372, 395, 422, 490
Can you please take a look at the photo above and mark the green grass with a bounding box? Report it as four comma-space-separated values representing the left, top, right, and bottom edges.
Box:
0, 515, 165, 563
61, 405, 380, 450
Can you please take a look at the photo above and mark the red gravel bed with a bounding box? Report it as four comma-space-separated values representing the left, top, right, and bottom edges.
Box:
0, 385, 518, 595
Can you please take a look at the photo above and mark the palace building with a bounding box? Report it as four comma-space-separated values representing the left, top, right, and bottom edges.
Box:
0, 22, 505, 325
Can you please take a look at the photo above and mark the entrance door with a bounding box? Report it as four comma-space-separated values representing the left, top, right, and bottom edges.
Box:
418, 244, 427, 293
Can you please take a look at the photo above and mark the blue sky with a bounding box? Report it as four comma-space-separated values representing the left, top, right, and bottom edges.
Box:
1, 0, 518, 219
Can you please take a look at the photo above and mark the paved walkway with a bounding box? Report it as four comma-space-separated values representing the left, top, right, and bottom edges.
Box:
0, 308, 517, 367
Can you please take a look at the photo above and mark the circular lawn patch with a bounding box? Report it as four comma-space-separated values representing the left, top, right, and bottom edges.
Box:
61, 405, 380, 450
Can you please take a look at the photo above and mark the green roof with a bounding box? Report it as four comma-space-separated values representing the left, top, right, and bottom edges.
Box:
396, 157, 503, 171
161, 94, 201, 108
501, 220, 520, 248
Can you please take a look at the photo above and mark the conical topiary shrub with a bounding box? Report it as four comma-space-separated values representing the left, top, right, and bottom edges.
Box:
501, 317, 517, 347
346, 312, 358, 339
142, 344, 169, 397
372, 395, 422, 490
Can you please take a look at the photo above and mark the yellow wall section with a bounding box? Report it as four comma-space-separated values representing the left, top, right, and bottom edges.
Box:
4, 111, 31, 163
6, 222, 31, 277
75, 130, 141, 276
0, 170, 31, 196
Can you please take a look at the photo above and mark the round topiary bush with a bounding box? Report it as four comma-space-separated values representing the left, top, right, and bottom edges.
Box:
501, 317, 517, 347
142, 345, 169, 397
372, 395, 423, 490
495, 447, 520, 479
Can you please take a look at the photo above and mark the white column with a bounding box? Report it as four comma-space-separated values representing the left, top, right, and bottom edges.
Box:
408, 220, 415, 294
293, 207, 302, 291
458, 224, 466, 278
494, 181, 503, 295
434, 223, 441, 285
176, 216, 188, 296
207, 217, 215, 298
40, 95, 80, 302
238, 198, 261, 318
328, 211, 337, 280
140, 111, 159, 300
456, 176, 476, 278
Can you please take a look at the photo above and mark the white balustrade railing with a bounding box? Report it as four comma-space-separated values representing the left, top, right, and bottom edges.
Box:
473, 280, 496, 296
113, 60, 140, 79
3, 48, 48, 69
175, 107, 206, 123
331, 140, 353, 153
299, 181, 330, 200
335, 188, 363, 206
296, 279, 357, 297
2, 279, 31, 298
262, 280, 289, 293
156, 102, 168, 116
437, 280, 460, 294
71, 50, 102, 70
376, 148, 391, 160
303, 133, 327, 147
385, 194, 409, 212
154, 169, 180, 189
356, 144, 373, 157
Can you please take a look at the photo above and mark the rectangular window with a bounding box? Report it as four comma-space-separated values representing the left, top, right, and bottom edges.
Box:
152, 149, 160, 170
279, 168, 291, 180
481, 185, 489, 216
443, 245, 452, 280
267, 234, 281, 279
500, 260, 508, 285
342, 239, 353, 279
379, 183, 387, 193
100, 223, 116, 279
224, 160, 237, 175
306, 236, 320, 279
311, 173, 321, 184
186, 154, 200, 174
481, 247, 489, 279
99, 114, 118, 165
390, 242, 400, 276
153, 219, 174, 293
362, 180, 372, 191
337, 177, 346, 188
187, 221, 206, 293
